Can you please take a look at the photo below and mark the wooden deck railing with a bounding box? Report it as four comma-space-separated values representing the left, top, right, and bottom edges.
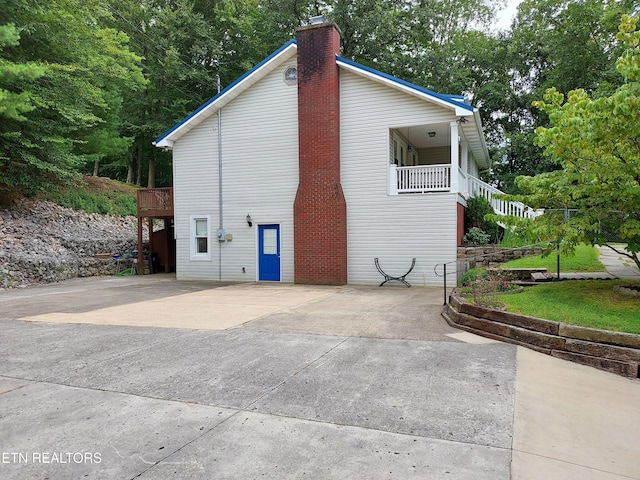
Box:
137, 188, 174, 218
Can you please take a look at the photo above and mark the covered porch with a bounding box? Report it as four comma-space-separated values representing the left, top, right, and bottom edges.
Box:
388, 121, 537, 220
389, 119, 482, 196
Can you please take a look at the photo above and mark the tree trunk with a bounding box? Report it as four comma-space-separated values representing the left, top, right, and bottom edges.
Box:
93, 158, 100, 177
126, 149, 135, 184
136, 145, 143, 186
147, 154, 155, 189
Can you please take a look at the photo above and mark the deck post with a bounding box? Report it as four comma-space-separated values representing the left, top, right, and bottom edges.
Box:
148, 218, 153, 273
137, 217, 144, 275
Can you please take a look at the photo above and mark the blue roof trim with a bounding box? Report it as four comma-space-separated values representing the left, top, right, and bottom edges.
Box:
336, 56, 474, 112
154, 39, 298, 145
445, 94, 470, 105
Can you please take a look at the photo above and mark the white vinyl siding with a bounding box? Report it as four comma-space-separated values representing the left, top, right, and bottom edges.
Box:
171, 56, 463, 285
468, 153, 480, 177
340, 69, 459, 285
417, 146, 450, 165
172, 59, 299, 282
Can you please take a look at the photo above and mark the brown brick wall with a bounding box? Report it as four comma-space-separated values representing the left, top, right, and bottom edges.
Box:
293, 23, 348, 285
457, 202, 465, 247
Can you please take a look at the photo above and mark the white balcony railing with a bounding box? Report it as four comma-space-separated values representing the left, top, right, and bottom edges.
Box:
391, 164, 451, 194
389, 164, 540, 220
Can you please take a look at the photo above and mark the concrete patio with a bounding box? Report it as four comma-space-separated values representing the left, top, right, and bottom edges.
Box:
0, 275, 638, 479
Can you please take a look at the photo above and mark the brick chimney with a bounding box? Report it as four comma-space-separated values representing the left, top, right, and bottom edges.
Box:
293, 21, 348, 285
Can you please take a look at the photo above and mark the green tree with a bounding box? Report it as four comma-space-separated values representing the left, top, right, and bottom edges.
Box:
0, 0, 145, 193
106, 0, 267, 187
0, 24, 44, 122
489, 0, 636, 193
503, 15, 640, 269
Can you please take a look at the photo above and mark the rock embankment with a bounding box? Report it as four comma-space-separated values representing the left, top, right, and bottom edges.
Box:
0, 200, 145, 289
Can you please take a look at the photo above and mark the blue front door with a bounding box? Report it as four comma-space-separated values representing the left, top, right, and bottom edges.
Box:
258, 224, 280, 281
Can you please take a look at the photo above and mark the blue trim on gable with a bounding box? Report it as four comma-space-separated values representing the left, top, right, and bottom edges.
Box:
336, 56, 475, 112
154, 39, 298, 145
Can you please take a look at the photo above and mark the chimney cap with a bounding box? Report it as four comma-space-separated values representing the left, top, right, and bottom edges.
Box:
309, 15, 326, 25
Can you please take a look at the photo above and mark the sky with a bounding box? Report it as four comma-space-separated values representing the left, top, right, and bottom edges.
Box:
495, 0, 522, 30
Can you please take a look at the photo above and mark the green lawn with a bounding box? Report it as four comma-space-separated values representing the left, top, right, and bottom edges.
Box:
501, 280, 640, 334
503, 244, 605, 272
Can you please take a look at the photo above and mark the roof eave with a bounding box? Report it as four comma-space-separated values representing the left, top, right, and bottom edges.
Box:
336, 57, 475, 115
473, 109, 491, 168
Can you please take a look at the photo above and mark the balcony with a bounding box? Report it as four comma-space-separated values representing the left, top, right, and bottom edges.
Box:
137, 188, 174, 218
390, 164, 451, 194
390, 165, 540, 220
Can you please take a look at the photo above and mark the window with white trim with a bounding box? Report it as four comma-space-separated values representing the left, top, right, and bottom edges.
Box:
190, 215, 211, 260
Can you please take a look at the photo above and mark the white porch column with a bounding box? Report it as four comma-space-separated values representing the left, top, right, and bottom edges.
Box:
449, 122, 460, 193
460, 140, 469, 196
389, 164, 398, 195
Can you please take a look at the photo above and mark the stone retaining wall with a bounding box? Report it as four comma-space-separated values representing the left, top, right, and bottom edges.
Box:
443, 291, 640, 378
457, 245, 546, 267
1, 241, 139, 288
0, 199, 145, 289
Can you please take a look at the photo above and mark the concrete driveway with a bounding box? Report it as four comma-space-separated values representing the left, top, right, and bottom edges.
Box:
0, 275, 638, 479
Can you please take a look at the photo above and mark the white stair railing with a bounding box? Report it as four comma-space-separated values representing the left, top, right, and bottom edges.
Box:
468, 175, 540, 219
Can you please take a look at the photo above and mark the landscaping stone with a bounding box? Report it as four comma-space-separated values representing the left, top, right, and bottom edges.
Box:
530, 271, 553, 282
455, 312, 511, 338
0, 199, 146, 289
559, 324, 640, 349
457, 246, 545, 267
614, 284, 640, 298
444, 291, 640, 378
442, 306, 552, 355
459, 302, 559, 335
565, 339, 640, 363
550, 350, 639, 378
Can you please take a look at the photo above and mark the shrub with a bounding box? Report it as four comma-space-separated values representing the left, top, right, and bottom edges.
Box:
113, 195, 137, 216
465, 195, 502, 243
463, 227, 490, 246
460, 267, 488, 287
49, 185, 136, 217
500, 227, 545, 248
459, 267, 517, 309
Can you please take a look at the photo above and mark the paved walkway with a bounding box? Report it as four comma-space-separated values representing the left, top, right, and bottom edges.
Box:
544, 245, 640, 281
597, 245, 640, 280
0, 276, 638, 479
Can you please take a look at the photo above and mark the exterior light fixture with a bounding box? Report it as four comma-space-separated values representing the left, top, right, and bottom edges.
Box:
246, 214, 253, 227
428, 131, 436, 138
457, 117, 469, 124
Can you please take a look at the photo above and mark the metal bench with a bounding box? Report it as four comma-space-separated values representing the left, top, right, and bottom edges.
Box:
375, 257, 416, 287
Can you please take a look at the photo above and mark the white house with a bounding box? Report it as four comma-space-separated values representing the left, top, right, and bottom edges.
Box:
153, 20, 504, 286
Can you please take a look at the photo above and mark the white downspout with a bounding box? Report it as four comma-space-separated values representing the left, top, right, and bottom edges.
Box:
217, 75, 223, 281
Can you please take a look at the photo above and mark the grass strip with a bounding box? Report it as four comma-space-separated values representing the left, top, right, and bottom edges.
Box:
503, 244, 604, 272
501, 280, 640, 335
